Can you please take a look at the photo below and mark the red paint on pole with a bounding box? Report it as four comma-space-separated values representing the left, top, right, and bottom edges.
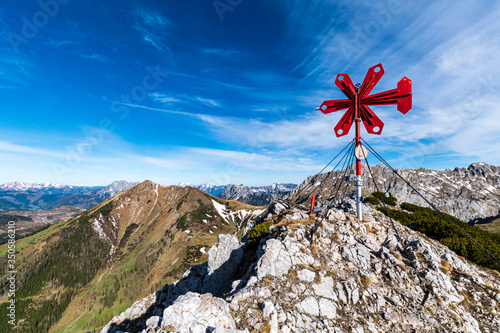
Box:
310, 195, 316, 215
355, 90, 361, 176
356, 119, 361, 176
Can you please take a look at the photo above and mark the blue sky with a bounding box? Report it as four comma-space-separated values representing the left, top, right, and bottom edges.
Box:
0, 0, 499, 186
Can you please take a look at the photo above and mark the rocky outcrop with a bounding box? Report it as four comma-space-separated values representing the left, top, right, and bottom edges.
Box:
101, 201, 500, 333
202, 234, 244, 296
161, 292, 236, 332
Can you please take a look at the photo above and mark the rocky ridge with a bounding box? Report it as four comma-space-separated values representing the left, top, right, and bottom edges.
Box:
93, 180, 142, 199
220, 183, 297, 206
291, 162, 500, 223
100, 200, 500, 333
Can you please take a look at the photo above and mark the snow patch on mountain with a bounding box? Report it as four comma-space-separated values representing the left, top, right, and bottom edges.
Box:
92, 213, 109, 241
212, 200, 230, 223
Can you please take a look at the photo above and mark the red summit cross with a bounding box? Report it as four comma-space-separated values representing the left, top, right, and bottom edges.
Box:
318, 63, 412, 220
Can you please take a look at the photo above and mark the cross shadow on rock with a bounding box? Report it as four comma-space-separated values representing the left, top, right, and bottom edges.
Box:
104, 235, 244, 333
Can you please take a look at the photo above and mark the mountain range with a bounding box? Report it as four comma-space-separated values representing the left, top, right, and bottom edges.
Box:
219, 183, 297, 206
0, 181, 296, 211
1, 163, 500, 332
0, 181, 141, 211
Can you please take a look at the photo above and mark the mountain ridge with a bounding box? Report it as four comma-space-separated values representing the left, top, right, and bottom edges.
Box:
99, 197, 500, 333
219, 183, 297, 206
290, 162, 500, 224
0, 180, 266, 332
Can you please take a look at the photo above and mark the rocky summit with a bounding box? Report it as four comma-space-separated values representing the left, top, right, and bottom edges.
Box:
100, 200, 500, 333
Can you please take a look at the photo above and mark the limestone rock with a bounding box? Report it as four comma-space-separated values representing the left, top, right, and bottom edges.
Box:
318, 297, 337, 319
297, 269, 316, 283
297, 296, 319, 316
312, 276, 338, 301
202, 234, 244, 296
161, 292, 236, 332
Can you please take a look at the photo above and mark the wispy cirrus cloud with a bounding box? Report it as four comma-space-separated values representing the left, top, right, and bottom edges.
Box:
149, 92, 222, 108
201, 47, 238, 56
137, 7, 171, 28
194, 97, 220, 108
45, 39, 76, 48
186, 147, 322, 172
73, 51, 111, 63
0, 140, 66, 159
110, 101, 200, 118
0, 56, 33, 88
148, 92, 179, 104
133, 7, 172, 55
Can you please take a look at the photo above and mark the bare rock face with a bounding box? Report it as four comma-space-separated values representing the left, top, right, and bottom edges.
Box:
101, 202, 500, 333
202, 234, 244, 296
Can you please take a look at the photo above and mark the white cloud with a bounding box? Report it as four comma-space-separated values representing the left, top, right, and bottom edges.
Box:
74, 51, 111, 63
136, 7, 171, 28
0, 140, 65, 159
132, 8, 172, 56
187, 147, 321, 172
113, 101, 203, 119
149, 92, 222, 108
201, 48, 238, 56
149, 92, 179, 104
194, 97, 220, 108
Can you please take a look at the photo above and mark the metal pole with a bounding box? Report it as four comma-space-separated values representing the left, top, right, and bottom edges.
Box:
355, 90, 363, 220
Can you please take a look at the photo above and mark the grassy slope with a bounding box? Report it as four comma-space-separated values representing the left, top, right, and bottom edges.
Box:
49, 185, 262, 333
476, 217, 500, 234
0, 199, 113, 333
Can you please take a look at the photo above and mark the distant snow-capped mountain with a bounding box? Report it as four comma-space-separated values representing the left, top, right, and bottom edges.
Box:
0, 181, 98, 192
219, 183, 297, 206
93, 180, 141, 199
173, 182, 298, 205
194, 184, 226, 196
0, 180, 140, 210
0, 181, 51, 191
0, 179, 296, 210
